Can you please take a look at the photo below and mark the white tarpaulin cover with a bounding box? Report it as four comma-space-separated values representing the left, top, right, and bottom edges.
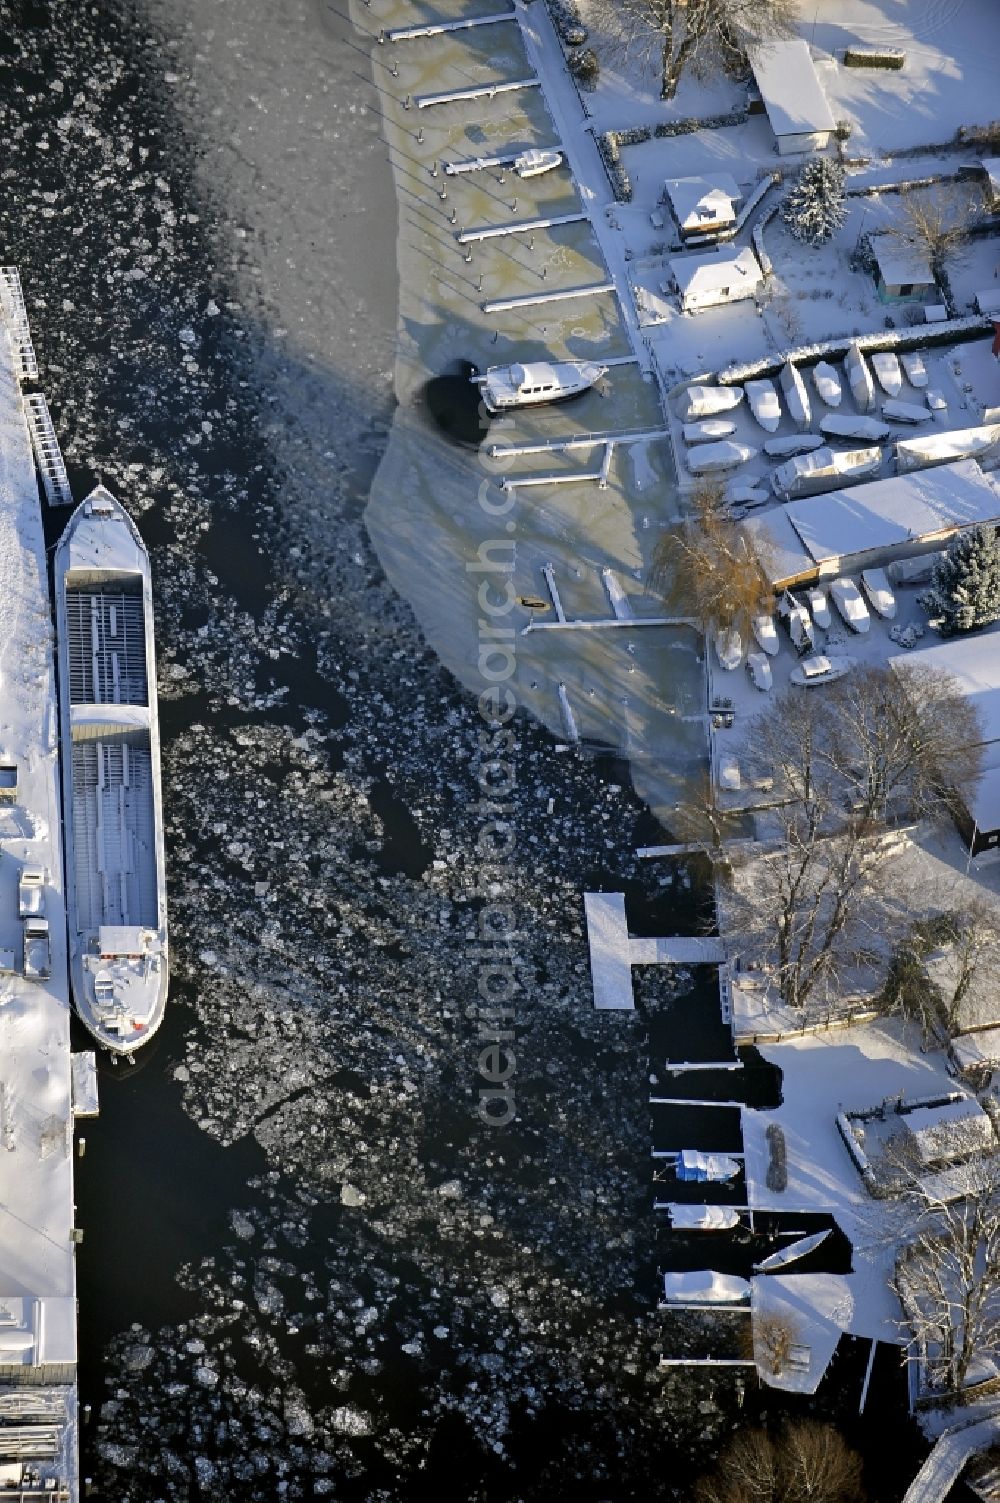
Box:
662, 1270, 750, 1303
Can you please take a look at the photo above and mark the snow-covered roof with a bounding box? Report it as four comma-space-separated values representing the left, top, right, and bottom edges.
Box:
670, 245, 763, 301
889, 627, 1000, 746
968, 740, 1000, 835
750, 40, 836, 139
744, 506, 815, 587
870, 233, 935, 289
901, 1097, 994, 1165
982, 157, 1000, 201
664, 173, 741, 232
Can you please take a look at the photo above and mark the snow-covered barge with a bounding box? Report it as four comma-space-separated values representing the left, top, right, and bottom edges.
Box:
54, 487, 168, 1055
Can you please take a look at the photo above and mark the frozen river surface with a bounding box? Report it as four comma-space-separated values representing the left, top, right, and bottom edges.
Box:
0, 1, 744, 1498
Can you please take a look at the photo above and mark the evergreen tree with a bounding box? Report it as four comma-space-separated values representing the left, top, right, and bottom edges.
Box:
781, 159, 847, 246
923, 525, 1000, 634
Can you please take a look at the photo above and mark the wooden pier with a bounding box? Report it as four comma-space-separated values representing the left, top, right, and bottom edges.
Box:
482, 279, 615, 313
457, 211, 586, 244
488, 428, 667, 459
416, 76, 540, 109
386, 11, 515, 41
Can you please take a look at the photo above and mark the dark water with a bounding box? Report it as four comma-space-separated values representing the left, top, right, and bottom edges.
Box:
0, 1, 939, 1499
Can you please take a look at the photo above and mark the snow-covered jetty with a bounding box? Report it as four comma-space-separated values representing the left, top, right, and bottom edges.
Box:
0, 283, 84, 1498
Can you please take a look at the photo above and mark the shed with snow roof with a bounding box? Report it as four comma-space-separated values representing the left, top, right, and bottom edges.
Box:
870, 234, 936, 301
901, 1097, 994, 1167
664, 174, 742, 239
669, 245, 763, 312
750, 40, 836, 156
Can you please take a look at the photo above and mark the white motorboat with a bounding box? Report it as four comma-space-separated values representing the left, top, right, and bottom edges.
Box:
752, 612, 780, 656
861, 566, 896, 618
805, 587, 831, 629
683, 418, 738, 445
714, 626, 743, 671
54, 486, 169, 1054
900, 350, 928, 388
745, 378, 782, 433
845, 343, 874, 412
677, 384, 744, 422
746, 651, 772, 691
811, 360, 842, 407
754, 1228, 832, 1272
687, 440, 756, 476
882, 399, 931, 424
514, 148, 562, 178
830, 576, 871, 633
780, 360, 811, 430
790, 654, 854, 686
664, 1205, 741, 1231
819, 413, 890, 442
475, 358, 606, 414
871, 351, 903, 396
772, 445, 881, 499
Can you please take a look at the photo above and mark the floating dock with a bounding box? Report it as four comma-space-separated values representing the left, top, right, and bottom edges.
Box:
0, 278, 82, 1498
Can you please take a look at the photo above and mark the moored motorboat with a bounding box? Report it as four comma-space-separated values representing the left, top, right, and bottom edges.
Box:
54, 485, 168, 1054
514, 148, 562, 178
474, 358, 606, 413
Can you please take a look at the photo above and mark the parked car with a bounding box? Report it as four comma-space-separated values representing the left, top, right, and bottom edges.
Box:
805, 587, 831, 629
746, 652, 773, 692
830, 577, 870, 634
860, 567, 896, 619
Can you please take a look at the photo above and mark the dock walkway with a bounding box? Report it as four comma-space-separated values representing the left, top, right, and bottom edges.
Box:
902, 1417, 1000, 1503
584, 892, 726, 1009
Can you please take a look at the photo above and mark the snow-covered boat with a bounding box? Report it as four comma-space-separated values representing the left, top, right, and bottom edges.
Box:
714, 626, 743, 671
675, 1149, 742, 1183
871, 350, 903, 396
860, 567, 896, 619
475, 359, 606, 414
830, 576, 870, 633
845, 343, 874, 412
687, 440, 756, 476
790, 654, 854, 686
747, 651, 772, 691
805, 587, 831, 629
882, 399, 931, 424
54, 486, 169, 1055
896, 423, 1000, 472
925, 388, 948, 412
779, 361, 811, 431
772, 444, 881, 499
744, 378, 782, 433
662, 1271, 750, 1305
664, 1205, 741, 1231
778, 591, 814, 654
676, 384, 744, 422
900, 350, 928, 388
752, 612, 780, 656
514, 148, 562, 178
819, 413, 890, 443
763, 433, 824, 458
811, 360, 842, 407
726, 483, 769, 507
754, 1229, 831, 1272
683, 418, 737, 445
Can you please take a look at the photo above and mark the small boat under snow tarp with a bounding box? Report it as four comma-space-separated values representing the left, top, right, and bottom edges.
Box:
790, 654, 854, 687
845, 343, 874, 412
683, 417, 738, 445
881, 399, 931, 424
896, 424, 1000, 472
664, 1205, 742, 1231
662, 1271, 750, 1304
754, 1229, 832, 1272
676, 384, 744, 422
871, 350, 903, 396
686, 440, 756, 475
819, 413, 890, 443
811, 360, 842, 407
676, 1150, 742, 1183
772, 444, 881, 499
745, 378, 781, 433
763, 433, 824, 458
752, 613, 780, 656
780, 361, 811, 430
714, 626, 743, 671
900, 349, 928, 388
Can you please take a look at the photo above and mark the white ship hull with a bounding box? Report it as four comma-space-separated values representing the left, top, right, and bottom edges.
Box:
476, 358, 606, 414
54, 486, 169, 1055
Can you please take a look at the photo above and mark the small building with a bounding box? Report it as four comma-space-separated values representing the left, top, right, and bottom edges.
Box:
870, 233, 936, 301
901, 1097, 994, 1167
889, 630, 1000, 855
664, 173, 742, 240
750, 40, 836, 156
669, 245, 763, 313
981, 157, 1000, 211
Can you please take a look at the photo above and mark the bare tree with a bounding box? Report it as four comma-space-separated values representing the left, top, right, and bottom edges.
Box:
884, 185, 981, 278
895, 1158, 1000, 1395
750, 1309, 799, 1376
694, 1421, 866, 1503
724, 667, 982, 1010
586, 0, 797, 100
879, 895, 1000, 1042
652, 488, 774, 639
